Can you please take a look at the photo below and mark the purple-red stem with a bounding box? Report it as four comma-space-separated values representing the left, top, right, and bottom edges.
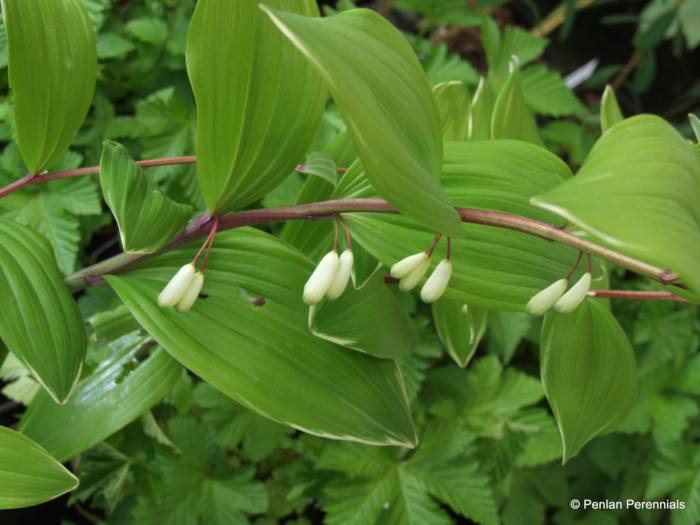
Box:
0, 156, 196, 198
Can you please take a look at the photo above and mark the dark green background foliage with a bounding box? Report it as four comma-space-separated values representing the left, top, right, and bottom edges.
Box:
1, 1, 699, 524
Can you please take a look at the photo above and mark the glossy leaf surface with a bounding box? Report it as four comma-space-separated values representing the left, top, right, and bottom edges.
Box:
600, 85, 624, 133
432, 300, 488, 367
106, 229, 416, 447
0, 220, 85, 403
309, 272, 417, 359
491, 63, 542, 145
340, 141, 580, 310
541, 299, 638, 463
21, 334, 182, 462
265, 7, 462, 237
433, 81, 471, 141
0, 426, 78, 509
100, 141, 193, 253
186, 0, 325, 212
533, 115, 700, 296
2, 0, 97, 173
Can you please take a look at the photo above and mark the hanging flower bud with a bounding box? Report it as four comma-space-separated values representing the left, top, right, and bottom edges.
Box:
158, 264, 196, 308
554, 272, 592, 314
176, 272, 204, 313
398, 256, 431, 292
420, 259, 453, 303
525, 279, 568, 316
303, 251, 340, 305
326, 250, 354, 300
390, 252, 429, 279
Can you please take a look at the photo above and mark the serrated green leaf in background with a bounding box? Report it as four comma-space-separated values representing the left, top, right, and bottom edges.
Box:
319, 424, 499, 525
186, 0, 325, 212
600, 85, 624, 133
106, 228, 416, 447
2, 0, 96, 173
0, 219, 85, 403
433, 299, 487, 367
532, 115, 700, 296
520, 64, 586, 117
0, 426, 78, 509
100, 141, 192, 253
21, 333, 182, 462
541, 299, 638, 463
264, 7, 463, 238
309, 272, 417, 359
481, 15, 547, 82
433, 81, 471, 141
491, 61, 543, 146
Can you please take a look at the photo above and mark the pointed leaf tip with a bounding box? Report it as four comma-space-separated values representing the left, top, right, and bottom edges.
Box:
541, 300, 637, 463
263, 7, 462, 237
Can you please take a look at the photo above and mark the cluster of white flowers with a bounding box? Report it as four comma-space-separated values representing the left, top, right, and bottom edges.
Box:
526, 272, 592, 316
303, 249, 354, 305
390, 252, 452, 304
158, 263, 205, 313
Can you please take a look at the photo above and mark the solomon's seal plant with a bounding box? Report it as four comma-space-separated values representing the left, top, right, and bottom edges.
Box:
0, 0, 699, 523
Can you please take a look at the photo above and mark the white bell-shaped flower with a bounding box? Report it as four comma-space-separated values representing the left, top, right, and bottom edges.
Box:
176, 272, 204, 313
391, 252, 429, 279
420, 259, 452, 303
303, 251, 340, 305
525, 278, 568, 316
326, 250, 354, 300
554, 273, 592, 314
158, 264, 196, 308
398, 256, 431, 292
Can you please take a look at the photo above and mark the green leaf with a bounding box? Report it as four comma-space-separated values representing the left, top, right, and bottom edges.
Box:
468, 77, 497, 140
0, 353, 39, 405
264, 7, 462, 238
417, 41, 479, 86
132, 417, 268, 524
520, 64, 586, 117
432, 299, 487, 367
487, 311, 532, 363
427, 356, 545, 438
635, 9, 676, 51
186, 0, 325, 212
320, 428, 498, 525
128, 87, 195, 161
0, 219, 85, 403
0, 426, 78, 509
433, 81, 471, 141
2, 0, 96, 173
341, 140, 578, 310
96, 32, 135, 59
125, 18, 168, 46
99, 141, 193, 253
646, 443, 700, 525
541, 299, 638, 463
194, 383, 294, 461
0, 157, 100, 273
309, 272, 418, 359
532, 115, 700, 296
20, 333, 182, 462
491, 61, 543, 145
482, 18, 547, 81
69, 443, 131, 512
299, 151, 338, 186
600, 85, 624, 133
689, 113, 700, 142
106, 228, 416, 447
